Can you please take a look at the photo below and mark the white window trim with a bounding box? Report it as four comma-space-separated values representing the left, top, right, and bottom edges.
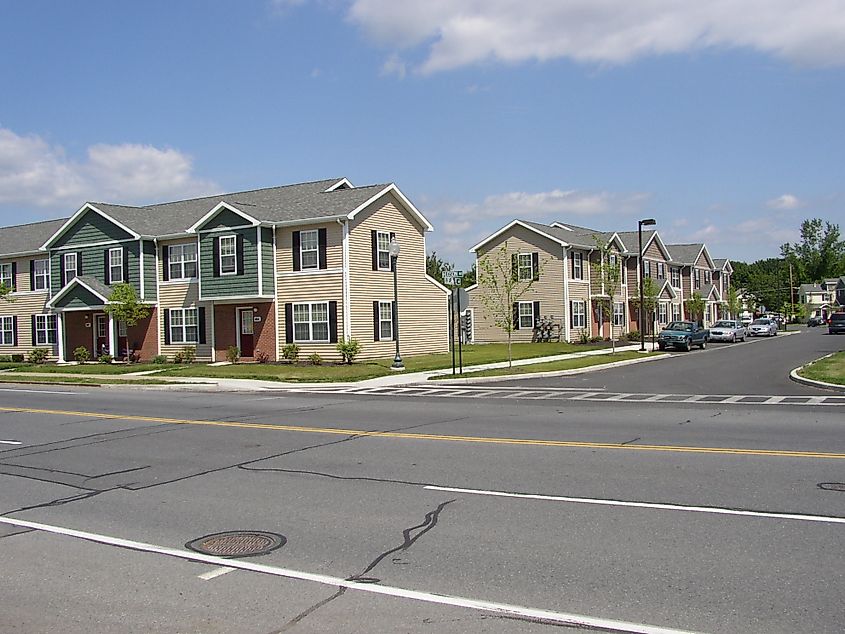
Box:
671, 267, 681, 288
300, 229, 319, 270
642, 259, 651, 278
0, 263, 12, 290
572, 300, 586, 328
517, 253, 533, 282
109, 247, 124, 283
613, 302, 625, 327
293, 301, 330, 343
168, 243, 198, 281
518, 301, 534, 329
35, 314, 57, 345
658, 303, 668, 324
0, 315, 13, 345
376, 231, 392, 271
573, 252, 583, 280
64, 252, 78, 284
33, 259, 50, 291
169, 307, 199, 344
378, 300, 394, 341
219, 235, 237, 276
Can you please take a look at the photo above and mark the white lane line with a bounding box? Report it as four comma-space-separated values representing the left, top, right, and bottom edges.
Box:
0, 516, 698, 634
0, 388, 84, 395
425, 486, 845, 526
0, 440, 22, 445
198, 566, 236, 580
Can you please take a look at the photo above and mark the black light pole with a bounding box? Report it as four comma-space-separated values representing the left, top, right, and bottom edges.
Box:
638, 218, 656, 352
389, 237, 403, 370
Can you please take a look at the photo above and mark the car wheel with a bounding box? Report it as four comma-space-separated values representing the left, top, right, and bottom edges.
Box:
699, 340, 706, 349
681, 340, 690, 352
658, 342, 666, 351
730, 334, 736, 343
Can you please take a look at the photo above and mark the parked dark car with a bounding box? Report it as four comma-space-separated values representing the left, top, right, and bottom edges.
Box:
829, 313, 845, 334
657, 321, 709, 351
807, 316, 823, 327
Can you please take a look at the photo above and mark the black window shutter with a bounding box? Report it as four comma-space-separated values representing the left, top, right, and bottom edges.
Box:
318, 228, 327, 270
511, 254, 518, 280
10, 262, 16, 291
103, 249, 110, 284
162, 245, 170, 281
212, 237, 220, 277
197, 307, 206, 344
59, 255, 66, 285
570, 302, 574, 328
236, 234, 245, 275
31, 315, 36, 346
163, 310, 171, 345
570, 252, 575, 278
373, 301, 380, 341
513, 303, 520, 330
76, 252, 82, 277
284, 303, 293, 343
329, 301, 338, 343
533, 301, 540, 326
371, 230, 378, 270
123, 247, 129, 284
12, 316, 17, 347
29, 260, 35, 291
389, 232, 396, 272
292, 231, 301, 271
532, 253, 539, 281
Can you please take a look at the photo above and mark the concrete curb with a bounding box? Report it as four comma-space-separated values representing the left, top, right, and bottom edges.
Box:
789, 354, 845, 393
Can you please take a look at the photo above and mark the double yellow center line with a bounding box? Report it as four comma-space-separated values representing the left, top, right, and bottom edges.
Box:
2, 405, 844, 460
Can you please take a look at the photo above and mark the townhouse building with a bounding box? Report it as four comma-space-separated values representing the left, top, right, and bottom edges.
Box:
0, 178, 450, 362
465, 219, 732, 343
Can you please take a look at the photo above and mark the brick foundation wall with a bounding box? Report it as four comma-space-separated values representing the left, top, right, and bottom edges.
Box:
126, 308, 158, 362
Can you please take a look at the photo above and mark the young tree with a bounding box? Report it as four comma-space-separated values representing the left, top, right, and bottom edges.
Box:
476, 241, 542, 367
0, 283, 12, 302
726, 287, 741, 319
461, 262, 477, 288
104, 283, 151, 361
426, 251, 454, 286
684, 292, 706, 326
593, 236, 623, 353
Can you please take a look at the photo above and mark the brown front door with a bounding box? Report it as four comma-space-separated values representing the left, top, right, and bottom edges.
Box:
238, 308, 254, 357
95, 314, 109, 358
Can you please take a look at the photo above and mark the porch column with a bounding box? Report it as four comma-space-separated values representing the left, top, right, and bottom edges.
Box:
108, 313, 116, 357
56, 312, 66, 363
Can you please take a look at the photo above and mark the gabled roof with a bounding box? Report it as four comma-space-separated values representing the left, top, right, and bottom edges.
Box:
656, 279, 679, 300
712, 258, 732, 273
46, 275, 112, 309
0, 218, 70, 256
42, 203, 140, 249
666, 243, 715, 269
697, 283, 721, 302
471, 219, 622, 253
614, 230, 673, 260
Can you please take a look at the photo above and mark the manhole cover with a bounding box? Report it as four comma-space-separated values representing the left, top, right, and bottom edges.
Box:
818, 483, 845, 492
185, 531, 286, 557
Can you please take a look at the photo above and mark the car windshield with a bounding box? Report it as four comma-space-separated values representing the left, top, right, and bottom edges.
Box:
751, 319, 769, 325
831, 314, 845, 322
713, 321, 735, 328
666, 321, 692, 331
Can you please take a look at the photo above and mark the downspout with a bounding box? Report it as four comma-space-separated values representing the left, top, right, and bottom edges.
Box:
341, 219, 352, 341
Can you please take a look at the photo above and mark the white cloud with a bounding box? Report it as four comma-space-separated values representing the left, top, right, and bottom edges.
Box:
346, 1, 845, 73
380, 53, 407, 78
0, 127, 217, 209
447, 188, 648, 220
767, 193, 802, 209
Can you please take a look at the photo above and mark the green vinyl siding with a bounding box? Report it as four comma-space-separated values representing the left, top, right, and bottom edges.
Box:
52, 284, 106, 309
261, 227, 274, 293
142, 240, 157, 301
197, 208, 254, 231
199, 227, 259, 298
50, 242, 142, 295
52, 208, 133, 248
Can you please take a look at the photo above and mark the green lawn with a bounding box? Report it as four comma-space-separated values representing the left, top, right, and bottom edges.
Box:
798, 352, 845, 386
433, 350, 660, 379
13, 363, 177, 375
0, 375, 171, 385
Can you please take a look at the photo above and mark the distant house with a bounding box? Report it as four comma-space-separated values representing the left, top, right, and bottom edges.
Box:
798, 283, 832, 320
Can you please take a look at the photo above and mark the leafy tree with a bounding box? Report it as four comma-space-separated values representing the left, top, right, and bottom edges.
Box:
476, 241, 543, 367
781, 219, 845, 283
461, 262, 476, 288
0, 283, 11, 302
731, 258, 790, 313
103, 283, 151, 361
426, 251, 454, 286
726, 287, 741, 319
592, 236, 623, 353
684, 292, 706, 326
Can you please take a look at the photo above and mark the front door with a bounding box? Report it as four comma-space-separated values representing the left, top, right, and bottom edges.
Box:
95, 314, 109, 358
238, 308, 254, 357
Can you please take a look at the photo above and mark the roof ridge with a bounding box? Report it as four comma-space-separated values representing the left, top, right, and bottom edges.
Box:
0, 217, 70, 230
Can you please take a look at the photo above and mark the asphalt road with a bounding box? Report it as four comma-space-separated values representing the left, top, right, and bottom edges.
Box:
1, 327, 843, 633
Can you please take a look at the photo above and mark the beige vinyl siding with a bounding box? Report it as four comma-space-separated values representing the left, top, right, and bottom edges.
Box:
348, 193, 448, 359
466, 225, 564, 344
276, 274, 343, 359
0, 290, 51, 358
158, 281, 212, 360
277, 223, 343, 272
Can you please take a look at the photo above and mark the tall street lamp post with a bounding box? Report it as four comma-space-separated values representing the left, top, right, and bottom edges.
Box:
638, 218, 656, 352
389, 236, 404, 370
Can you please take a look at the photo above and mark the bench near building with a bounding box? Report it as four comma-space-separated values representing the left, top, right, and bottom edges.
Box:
0, 178, 449, 362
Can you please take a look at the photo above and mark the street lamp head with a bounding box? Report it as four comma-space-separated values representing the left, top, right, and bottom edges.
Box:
388, 236, 400, 258
639, 218, 656, 227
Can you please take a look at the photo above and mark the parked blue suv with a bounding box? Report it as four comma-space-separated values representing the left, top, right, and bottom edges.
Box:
829, 313, 845, 334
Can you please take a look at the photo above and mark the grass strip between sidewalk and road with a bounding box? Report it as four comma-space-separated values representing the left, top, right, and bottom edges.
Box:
0, 375, 173, 386
798, 351, 845, 386
433, 350, 661, 379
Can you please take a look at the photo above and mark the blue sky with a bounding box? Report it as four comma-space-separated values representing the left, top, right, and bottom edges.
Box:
1, 0, 844, 269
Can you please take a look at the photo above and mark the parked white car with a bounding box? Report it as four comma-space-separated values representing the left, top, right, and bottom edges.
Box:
709, 320, 747, 342
748, 318, 778, 337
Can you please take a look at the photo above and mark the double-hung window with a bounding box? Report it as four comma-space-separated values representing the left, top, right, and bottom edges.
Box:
572, 252, 583, 280
0, 316, 13, 345
33, 259, 50, 291
517, 254, 533, 281
378, 301, 394, 340
672, 303, 682, 322
642, 259, 651, 278
169, 308, 198, 344
657, 262, 665, 279
0, 263, 12, 290
109, 248, 123, 283
613, 302, 625, 327
35, 314, 56, 345
704, 270, 711, 284
64, 253, 78, 284
518, 302, 534, 329
300, 230, 319, 270
671, 267, 680, 288
169, 243, 198, 280
658, 303, 668, 324
219, 236, 237, 275
293, 302, 329, 342
376, 232, 391, 270
694, 269, 701, 289
572, 301, 586, 328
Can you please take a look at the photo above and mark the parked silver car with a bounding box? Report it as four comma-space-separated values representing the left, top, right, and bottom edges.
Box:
748, 318, 778, 337
709, 319, 747, 342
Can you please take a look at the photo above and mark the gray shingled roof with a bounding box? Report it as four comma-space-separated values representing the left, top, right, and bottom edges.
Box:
0, 218, 69, 255
520, 220, 617, 249
666, 243, 705, 264
89, 179, 389, 236
614, 230, 657, 255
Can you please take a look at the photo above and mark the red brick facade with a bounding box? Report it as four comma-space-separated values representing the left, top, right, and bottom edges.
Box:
213, 302, 276, 361
64, 312, 94, 359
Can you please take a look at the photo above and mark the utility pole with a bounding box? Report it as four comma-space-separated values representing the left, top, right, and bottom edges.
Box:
788, 261, 795, 329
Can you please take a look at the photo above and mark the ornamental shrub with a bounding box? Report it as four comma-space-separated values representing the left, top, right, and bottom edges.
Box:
73, 346, 91, 363
336, 338, 361, 365
27, 348, 48, 364
282, 343, 300, 362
